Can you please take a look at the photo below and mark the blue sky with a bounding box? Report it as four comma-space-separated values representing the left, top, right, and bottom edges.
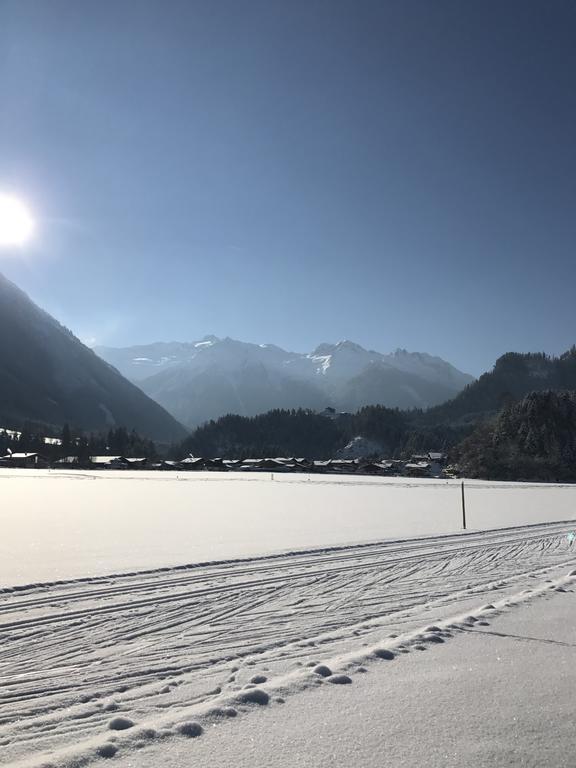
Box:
0, 0, 575, 376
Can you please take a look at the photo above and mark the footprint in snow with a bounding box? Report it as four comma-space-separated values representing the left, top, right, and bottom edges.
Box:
207, 706, 237, 719
96, 742, 117, 759
176, 721, 203, 738
374, 649, 395, 660
108, 717, 134, 731
249, 675, 267, 684
326, 675, 352, 685
312, 664, 332, 677
237, 688, 270, 705
422, 634, 444, 644
135, 728, 156, 740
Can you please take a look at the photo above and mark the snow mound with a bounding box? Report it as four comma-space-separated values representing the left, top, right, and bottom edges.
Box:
326, 674, 352, 685
96, 742, 118, 758
373, 649, 395, 660
237, 688, 270, 705
108, 717, 134, 731
176, 721, 203, 738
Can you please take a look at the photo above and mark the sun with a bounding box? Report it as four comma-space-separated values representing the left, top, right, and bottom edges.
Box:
0, 194, 35, 247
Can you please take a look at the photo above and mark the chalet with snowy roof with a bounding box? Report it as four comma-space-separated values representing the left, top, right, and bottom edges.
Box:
124, 457, 147, 468
404, 461, 431, 477
88, 456, 130, 469
1, 452, 49, 468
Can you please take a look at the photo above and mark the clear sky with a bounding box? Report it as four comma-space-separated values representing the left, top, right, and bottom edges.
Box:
0, 0, 575, 376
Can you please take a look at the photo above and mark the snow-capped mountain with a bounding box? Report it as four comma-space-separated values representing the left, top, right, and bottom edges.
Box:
95, 337, 474, 428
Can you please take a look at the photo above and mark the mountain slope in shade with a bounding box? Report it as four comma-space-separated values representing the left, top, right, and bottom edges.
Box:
0, 273, 187, 442
423, 348, 576, 426
96, 336, 474, 428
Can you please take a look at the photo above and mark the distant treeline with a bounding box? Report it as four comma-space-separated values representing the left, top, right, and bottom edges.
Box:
0, 425, 157, 460
174, 405, 468, 460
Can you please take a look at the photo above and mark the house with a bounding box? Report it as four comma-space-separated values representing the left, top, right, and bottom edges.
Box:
318, 407, 352, 420
203, 458, 227, 471
52, 455, 91, 469
404, 461, 431, 477
328, 459, 358, 473
124, 457, 147, 468
427, 452, 447, 477
89, 456, 127, 469
43, 436, 63, 446
223, 459, 244, 470
358, 460, 396, 476
178, 456, 205, 470
237, 458, 286, 471
1, 452, 49, 468
160, 460, 181, 470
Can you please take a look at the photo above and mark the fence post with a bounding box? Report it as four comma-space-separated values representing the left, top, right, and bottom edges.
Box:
461, 480, 467, 530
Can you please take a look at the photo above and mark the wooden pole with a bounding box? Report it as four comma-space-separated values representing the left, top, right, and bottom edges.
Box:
461, 480, 467, 530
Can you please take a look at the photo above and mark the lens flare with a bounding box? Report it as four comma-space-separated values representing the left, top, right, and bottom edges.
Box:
0, 194, 35, 247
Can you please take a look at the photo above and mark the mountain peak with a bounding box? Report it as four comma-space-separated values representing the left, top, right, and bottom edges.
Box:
312, 340, 367, 356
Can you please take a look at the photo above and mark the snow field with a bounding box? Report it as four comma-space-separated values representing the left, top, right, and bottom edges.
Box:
0, 519, 574, 766
1, 468, 576, 585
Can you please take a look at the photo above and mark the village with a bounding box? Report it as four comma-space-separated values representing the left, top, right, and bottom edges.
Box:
0, 449, 451, 478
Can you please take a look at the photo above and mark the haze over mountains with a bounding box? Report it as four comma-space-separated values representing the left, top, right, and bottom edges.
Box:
96, 337, 474, 428
0, 273, 186, 442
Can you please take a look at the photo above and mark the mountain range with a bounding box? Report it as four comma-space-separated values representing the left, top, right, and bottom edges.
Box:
96, 337, 474, 428
0, 272, 186, 442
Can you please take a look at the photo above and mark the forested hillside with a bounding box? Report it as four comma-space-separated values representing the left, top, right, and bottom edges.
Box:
421, 349, 576, 426
457, 390, 576, 481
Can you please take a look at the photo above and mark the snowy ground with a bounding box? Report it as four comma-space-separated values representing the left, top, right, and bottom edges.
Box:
112, 580, 576, 768
2, 469, 576, 585
0, 515, 574, 767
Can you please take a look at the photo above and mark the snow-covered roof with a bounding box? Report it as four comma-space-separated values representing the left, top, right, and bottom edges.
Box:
3, 452, 42, 459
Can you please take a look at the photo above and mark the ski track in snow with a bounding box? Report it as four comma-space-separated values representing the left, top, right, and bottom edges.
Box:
0, 521, 574, 766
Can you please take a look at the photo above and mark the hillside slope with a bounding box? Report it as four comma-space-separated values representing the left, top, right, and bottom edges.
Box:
422, 349, 576, 426
0, 273, 187, 442
457, 389, 576, 481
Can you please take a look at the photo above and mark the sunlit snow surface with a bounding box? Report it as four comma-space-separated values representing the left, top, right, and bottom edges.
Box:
1, 469, 576, 585
0, 468, 575, 768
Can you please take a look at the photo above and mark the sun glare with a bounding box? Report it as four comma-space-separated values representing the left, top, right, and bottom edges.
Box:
0, 194, 35, 247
